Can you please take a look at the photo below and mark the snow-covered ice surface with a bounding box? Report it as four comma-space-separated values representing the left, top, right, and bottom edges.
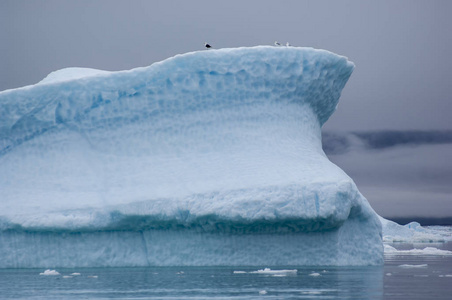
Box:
0, 46, 383, 267
38, 67, 111, 85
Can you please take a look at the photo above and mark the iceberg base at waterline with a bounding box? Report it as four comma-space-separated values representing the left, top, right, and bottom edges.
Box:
0, 46, 383, 267
1, 217, 380, 267
1, 184, 382, 267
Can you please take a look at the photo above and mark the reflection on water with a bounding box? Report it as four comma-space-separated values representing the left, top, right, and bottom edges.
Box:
383, 242, 452, 300
1, 243, 452, 299
0, 265, 384, 299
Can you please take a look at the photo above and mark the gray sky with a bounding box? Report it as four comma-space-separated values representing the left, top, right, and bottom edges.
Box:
325, 136, 452, 218
1, 0, 451, 219
2, 0, 451, 131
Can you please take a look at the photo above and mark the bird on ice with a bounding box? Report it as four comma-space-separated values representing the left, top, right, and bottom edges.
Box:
274, 41, 281, 46
204, 43, 212, 49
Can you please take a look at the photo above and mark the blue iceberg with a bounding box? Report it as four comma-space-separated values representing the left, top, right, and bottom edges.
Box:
0, 46, 382, 267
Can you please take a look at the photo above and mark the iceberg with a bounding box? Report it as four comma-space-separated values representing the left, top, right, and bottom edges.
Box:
0, 46, 383, 267
380, 217, 452, 243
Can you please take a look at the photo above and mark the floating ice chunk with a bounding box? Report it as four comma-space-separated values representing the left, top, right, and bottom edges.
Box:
87, 275, 98, 278
398, 264, 428, 268
39, 269, 60, 276
249, 268, 297, 275
309, 272, 321, 277
385, 245, 452, 256
233, 271, 247, 274
386, 273, 392, 276
62, 275, 73, 279
302, 290, 322, 295
259, 290, 267, 295
70, 272, 81, 276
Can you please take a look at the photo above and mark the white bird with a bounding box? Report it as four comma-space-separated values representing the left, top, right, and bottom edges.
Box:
286, 42, 291, 47
274, 41, 281, 46
204, 42, 212, 49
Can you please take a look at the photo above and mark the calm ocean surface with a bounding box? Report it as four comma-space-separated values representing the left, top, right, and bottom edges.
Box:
1, 242, 451, 299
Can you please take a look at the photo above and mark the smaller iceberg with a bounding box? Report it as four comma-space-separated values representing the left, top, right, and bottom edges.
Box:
380, 217, 451, 243
384, 245, 452, 256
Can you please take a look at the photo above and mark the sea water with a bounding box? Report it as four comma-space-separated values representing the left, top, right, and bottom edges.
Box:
1, 240, 451, 299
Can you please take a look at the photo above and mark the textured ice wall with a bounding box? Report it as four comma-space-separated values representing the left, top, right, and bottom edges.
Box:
0, 46, 383, 267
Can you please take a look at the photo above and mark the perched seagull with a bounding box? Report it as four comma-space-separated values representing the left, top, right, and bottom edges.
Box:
274, 41, 281, 46
286, 42, 291, 47
204, 42, 212, 49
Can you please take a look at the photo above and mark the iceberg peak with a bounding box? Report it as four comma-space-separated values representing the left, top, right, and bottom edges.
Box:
38, 67, 111, 85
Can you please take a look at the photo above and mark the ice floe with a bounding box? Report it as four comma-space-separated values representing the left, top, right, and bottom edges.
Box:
398, 264, 428, 268
39, 269, 60, 276
384, 244, 452, 255
234, 268, 297, 276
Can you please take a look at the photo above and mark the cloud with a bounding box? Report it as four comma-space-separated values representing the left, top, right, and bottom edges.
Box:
323, 130, 452, 153
323, 131, 452, 218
